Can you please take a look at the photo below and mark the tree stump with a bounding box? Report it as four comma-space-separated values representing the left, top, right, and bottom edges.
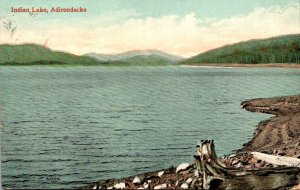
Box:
195, 140, 300, 189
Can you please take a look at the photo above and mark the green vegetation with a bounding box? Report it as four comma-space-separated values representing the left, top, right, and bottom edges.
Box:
0, 44, 178, 66
2, 34, 300, 66
181, 34, 300, 65
0, 44, 101, 65
119, 55, 174, 66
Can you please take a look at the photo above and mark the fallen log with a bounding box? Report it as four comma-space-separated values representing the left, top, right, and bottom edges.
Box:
195, 140, 300, 190
252, 152, 300, 167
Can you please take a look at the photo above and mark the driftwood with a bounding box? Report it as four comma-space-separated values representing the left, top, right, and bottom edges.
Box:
252, 152, 300, 167
195, 140, 300, 190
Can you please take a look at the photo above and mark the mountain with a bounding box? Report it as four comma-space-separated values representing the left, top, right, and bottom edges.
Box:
181, 34, 300, 65
0, 44, 101, 65
85, 50, 183, 64
118, 55, 173, 66
0, 44, 182, 66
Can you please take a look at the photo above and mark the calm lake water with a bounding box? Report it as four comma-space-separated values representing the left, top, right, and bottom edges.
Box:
1, 66, 300, 189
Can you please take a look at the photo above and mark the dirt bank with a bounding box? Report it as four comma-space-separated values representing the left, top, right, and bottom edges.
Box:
240, 95, 300, 158
183, 63, 300, 68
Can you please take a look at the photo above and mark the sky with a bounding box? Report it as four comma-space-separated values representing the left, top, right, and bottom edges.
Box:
0, 0, 299, 57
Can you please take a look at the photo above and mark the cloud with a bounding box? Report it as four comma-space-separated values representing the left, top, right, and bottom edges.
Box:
1, 4, 299, 57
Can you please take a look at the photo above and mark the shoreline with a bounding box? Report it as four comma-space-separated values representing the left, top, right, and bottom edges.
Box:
81, 94, 300, 189
239, 94, 300, 157
181, 63, 300, 68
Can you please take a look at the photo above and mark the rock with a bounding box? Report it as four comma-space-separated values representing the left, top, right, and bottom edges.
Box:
181, 183, 189, 189
133, 176, 141, 184
137, 187, 144, 190
143, 183, 149, 189
176, 163, 190, 173
158, 171, 164, 177
186, 178, 193, 184
114, 182, 126, 189
147, 180, 151, 183
235, 162, 243, 168
154, 184, 167, 189
175, 180, 179, 186
92, 185, 97, 189
107, 187, 113, 190
232, 159, 239, 165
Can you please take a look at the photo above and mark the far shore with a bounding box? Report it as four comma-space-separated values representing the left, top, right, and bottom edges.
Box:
181, 63, 300, 68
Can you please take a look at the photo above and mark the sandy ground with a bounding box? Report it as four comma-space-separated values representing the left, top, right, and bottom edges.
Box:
182, 63, 300, 68
239, 95, 300, 158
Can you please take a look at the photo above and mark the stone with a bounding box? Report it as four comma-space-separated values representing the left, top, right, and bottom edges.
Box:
176, 163, 190, 173
232, 159, 239, 165
235, 162, 243, 168
154, 184, 167, 189
186, 178, 193, 184
114, 182, 126, 189
181, 183, 189, 189
143, 183, 149, 189
133, 176, 141, 184
158, 171, 164, 177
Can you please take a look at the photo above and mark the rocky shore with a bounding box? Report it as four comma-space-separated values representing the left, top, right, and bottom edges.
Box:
240, 94, 300, 158
82, 95, 300, 190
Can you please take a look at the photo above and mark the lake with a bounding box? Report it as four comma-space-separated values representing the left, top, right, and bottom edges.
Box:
1, 66, 300, 189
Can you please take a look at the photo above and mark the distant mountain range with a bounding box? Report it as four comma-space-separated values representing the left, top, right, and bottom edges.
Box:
181, 34, 300, 65
1, 34, 299, 66
85, 50, 183, 66
0, 44, 183, 66
86, 50, 183, 62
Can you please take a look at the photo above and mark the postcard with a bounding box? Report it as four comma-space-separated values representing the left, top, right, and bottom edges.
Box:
1, 0, 300, 189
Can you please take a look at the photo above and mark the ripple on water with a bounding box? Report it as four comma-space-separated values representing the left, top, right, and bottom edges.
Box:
1, 66, 299, 188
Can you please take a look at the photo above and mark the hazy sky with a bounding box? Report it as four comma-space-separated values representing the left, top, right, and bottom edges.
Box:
0, 0, 299, 57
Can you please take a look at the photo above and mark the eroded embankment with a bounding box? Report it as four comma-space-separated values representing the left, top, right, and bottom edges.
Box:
240, 95, 300, 158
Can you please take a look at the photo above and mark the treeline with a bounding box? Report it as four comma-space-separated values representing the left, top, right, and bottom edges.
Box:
182, 34, 300, 64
